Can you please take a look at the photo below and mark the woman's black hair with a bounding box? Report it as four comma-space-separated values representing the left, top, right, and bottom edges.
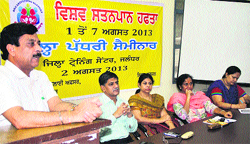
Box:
176, 74, 195, 91
135, 73, 154, 94
135, 89, 141, 94
222, 66, 241, 78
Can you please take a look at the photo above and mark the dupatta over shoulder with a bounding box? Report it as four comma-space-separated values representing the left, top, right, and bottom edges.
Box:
167, 91, 211, 112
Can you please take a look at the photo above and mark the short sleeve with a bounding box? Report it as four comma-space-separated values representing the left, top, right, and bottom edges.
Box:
0, 76, 21, 115
128, 95, 141, 111
211, 87, 222, 96
237, 85, 246, 97
128, 100, 141, 111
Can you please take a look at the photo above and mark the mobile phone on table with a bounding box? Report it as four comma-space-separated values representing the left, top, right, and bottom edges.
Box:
163, 132, 180, 138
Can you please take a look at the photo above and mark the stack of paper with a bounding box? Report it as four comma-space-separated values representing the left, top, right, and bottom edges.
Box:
203, 116, 237, 126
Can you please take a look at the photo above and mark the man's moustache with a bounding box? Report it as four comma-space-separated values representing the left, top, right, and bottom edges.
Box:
33, 53, 42, 57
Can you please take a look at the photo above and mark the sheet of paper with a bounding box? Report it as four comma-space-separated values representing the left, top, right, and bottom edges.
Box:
238, 108, 250, 114
203, 116, 237, 125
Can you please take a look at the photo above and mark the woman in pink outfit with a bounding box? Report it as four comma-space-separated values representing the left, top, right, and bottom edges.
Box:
167, 74, 232, 123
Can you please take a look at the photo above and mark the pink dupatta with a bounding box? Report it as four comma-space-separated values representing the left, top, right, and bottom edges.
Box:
167, 91, 211, 112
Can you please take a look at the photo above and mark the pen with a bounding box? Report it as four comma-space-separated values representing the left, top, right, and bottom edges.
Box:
240, 99, 244, 104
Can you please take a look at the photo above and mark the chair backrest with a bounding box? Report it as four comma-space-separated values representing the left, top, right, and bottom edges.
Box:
166, 109, 188, 126
131, 110, 188, 140
131, 123, 149, 140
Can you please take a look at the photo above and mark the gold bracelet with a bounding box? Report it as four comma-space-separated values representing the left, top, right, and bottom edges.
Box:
58, 111, 64, 124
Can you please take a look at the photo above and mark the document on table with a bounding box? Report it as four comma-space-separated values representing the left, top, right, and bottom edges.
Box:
238, 108, 250, 114
203, 116, 237, 125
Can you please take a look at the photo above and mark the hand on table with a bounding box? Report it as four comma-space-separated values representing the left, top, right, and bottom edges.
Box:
223, 111, 233, 119
74, 97, 102, 123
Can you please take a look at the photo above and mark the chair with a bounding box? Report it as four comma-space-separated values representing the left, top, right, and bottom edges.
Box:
131, 124, 149, 140
172, 113, 188, 126
138, 123, 149, 137
131, 131, 141, 140
131, 109, 188, 140
166, 109, 188, 126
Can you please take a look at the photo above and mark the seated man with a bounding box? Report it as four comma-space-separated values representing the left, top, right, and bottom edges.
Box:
98, 71, 138, 144
0, 23, 102, 129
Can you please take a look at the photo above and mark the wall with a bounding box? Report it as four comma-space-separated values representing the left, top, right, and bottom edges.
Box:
69, 0, 250, 105
179, 0, 250, 84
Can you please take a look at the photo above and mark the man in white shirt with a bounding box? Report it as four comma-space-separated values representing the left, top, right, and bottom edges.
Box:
98, 71, 137, 144
0, 23, 102, 129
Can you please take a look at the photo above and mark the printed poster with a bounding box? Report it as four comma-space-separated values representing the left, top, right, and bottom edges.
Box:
0, 0, 163, 99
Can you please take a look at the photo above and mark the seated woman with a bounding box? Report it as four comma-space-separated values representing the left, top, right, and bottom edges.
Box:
167, 74, 232, 123
128, 73, 175, 136
206, 66, 250, 109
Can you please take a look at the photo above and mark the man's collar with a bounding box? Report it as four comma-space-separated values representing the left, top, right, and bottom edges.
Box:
100, 93, 119, 104
4, 60, 37, 79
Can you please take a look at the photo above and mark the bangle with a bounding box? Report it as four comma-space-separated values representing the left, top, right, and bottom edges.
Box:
58, 111, 64, 124
242, 96, 247, 103
242, 96, 246, 101
220, 110, 225, 115
230, 104, 232, 109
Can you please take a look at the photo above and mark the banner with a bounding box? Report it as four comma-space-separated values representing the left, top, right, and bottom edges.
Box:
0, 0, 163, 99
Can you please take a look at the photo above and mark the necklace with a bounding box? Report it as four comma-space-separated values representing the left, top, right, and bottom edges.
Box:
139, 93, 152, 101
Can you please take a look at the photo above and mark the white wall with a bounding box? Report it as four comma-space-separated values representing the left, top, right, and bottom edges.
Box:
68, 0, 250, 105
179, 0, 250, 84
